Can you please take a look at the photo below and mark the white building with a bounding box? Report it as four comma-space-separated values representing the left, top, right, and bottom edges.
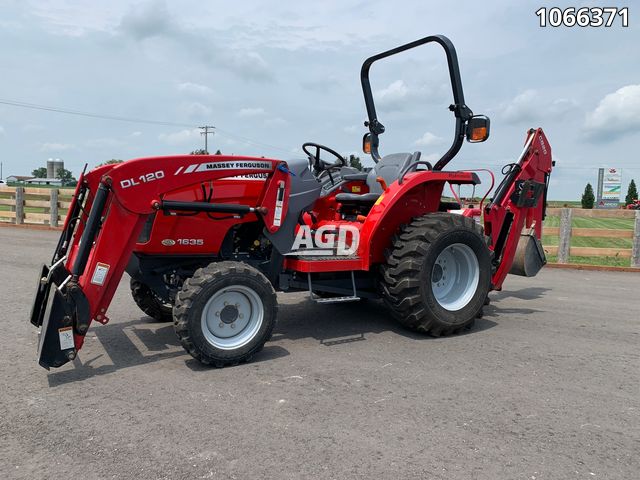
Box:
6, 175, 34, 184
25, 177, 63, 186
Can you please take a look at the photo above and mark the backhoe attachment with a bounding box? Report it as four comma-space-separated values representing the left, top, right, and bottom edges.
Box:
484, 128, 554, 290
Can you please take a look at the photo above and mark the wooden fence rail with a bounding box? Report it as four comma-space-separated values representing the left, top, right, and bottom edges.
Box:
0, 186, 72, 227
1, 189, 640, 268
544, 208, 640, 268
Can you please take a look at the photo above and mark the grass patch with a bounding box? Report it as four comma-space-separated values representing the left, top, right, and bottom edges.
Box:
544, 216, 634, 230
543, 216, 634, 248
0, 205, 46, 213
542, 235, 632, 248
543, 215, 635, 266
546, 255, 632, 268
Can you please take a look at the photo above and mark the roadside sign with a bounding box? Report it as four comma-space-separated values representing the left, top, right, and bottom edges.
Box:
596, 167, 622, 209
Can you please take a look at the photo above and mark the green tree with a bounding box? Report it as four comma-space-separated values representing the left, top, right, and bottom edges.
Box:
214, 149, 222, 155
625, 179, 637, 205
190, 149, 208, 155
32, 167, 47, 178
97, 159, 124, 167
348, 154, 364, 171
581, 182, 595, 209
56, 167, 77, 187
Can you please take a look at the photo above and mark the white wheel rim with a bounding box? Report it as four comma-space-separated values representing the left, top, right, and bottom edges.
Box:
431, 243, 480, 311
201, 285, 264, 350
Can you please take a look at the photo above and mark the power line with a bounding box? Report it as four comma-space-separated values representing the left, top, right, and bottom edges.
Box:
0, 97, 297, 155
0, 98, 195, 128
214, 128, 298, 156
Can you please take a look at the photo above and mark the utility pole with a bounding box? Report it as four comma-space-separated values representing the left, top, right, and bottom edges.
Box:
199, 125, 215, 154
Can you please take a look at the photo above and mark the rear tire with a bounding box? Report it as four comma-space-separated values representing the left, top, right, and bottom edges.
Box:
380, 213, 491, 335
130, 278, 173, 322
173, 261, 277, 367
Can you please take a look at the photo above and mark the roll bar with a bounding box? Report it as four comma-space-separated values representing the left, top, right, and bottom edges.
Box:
360, 34, 474, 170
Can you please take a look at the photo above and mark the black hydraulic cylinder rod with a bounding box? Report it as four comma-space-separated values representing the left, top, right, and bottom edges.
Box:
71, 183, 109, 277
161, 200, 255, 214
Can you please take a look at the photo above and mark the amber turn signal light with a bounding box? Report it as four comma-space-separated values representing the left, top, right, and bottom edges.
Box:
362, 133, 372, 154
466, 115, 490, 143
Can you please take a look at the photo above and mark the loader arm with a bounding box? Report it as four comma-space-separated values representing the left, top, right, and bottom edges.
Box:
484, 128, 554, 290
31, 155, 291, 369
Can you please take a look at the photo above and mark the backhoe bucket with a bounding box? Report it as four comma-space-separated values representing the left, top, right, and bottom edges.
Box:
509, 233, 546, 277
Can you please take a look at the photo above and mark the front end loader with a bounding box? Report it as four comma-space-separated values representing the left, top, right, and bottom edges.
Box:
30, 34, 553, 370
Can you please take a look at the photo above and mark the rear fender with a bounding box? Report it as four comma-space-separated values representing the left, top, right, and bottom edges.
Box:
359, 170, 480, 266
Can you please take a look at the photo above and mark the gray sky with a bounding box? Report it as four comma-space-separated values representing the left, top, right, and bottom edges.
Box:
0, 0, 638, 200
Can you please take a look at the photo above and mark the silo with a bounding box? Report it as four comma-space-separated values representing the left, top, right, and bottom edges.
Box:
52, 159, 64, 178
46, 158, 55, 178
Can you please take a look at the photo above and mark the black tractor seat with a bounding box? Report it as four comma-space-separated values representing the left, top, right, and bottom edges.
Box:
342, 172, 369, 182
334, 192, 380, 204
335, 152, 419, 206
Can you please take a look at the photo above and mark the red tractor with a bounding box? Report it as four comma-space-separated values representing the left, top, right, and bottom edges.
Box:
30, 35, 553, 370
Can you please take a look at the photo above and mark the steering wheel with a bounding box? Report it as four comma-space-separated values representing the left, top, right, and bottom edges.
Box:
302, 142, 346, 174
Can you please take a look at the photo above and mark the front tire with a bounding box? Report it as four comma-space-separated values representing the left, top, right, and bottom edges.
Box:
130, 278, 173, 322
381, 213, 491, 335
173, 261, 277, 367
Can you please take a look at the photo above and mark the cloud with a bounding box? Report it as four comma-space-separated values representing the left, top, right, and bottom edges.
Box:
0, 125, 5, 135
501, 89, 578, 124
84, 138, 125, 149
40, 142, 76, 152
22, 124, 45, 133
119, 1, 173, 40
501, 89, 539, 123
343, 125, 359, 134
550, 98, 578, 117
237, 107, 266, 118
177, 82, 214, 97
118, 2, 272, 81
375, 80, 409, 109
414, 131, 444, 147
236, 108, 285, 127
129, 131, 143, 137
301, 76, 342, 93
178, 101, 212, 119
584, 84, 640, 142
220, 51, 271, 81
158, 128, 201, 145
374, 80, 442, 112
264, 117, 287, 127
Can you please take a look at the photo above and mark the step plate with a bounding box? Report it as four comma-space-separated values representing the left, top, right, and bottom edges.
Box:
290, 255, 360, 261
314, 296, 360, 304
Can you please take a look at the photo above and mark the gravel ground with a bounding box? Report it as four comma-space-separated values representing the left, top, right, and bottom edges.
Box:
0, 226, 638, 480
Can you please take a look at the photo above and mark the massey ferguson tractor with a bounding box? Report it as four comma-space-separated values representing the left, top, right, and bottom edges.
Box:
30, 35, 553, 370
